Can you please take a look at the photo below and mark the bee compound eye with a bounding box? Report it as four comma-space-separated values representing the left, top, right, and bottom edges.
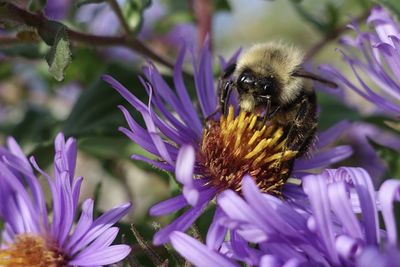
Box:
243, 76, 254, 84
261, 78, 274, 94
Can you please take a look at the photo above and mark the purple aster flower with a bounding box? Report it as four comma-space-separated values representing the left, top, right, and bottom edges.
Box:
103, 41, 352, 245
321, 6, 400, 117
341, 122, 400, 183
171, 167, 400, 266
44, 0, 71, 20
0, 133, 132, 266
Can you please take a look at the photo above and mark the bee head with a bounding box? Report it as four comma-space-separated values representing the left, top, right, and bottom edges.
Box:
237, 69, 277, 95
233, 42, 305, 110
236, 69, 281, 111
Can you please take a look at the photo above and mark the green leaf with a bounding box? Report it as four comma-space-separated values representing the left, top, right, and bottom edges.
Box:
0, 43, 44, 59
289, 0, 326, 33
93, 182, 103, 217
62, 64, 149, 151
369, 139, 400, 179
317, 92, 361, 131
78, 136, 137, 159
139, 0, 152, 9
384, 120, 400, 133
45, 26, 72, 81
5, 105, 60, 169
28, 0, 47, 12
124, 0, 153, 34
9, 105, 59, 145
16, 30, 40, 42
215, 0, 231, 12
28, 141, 55, 170
62, 47, 104, 85
325, 2, 340, 31
358, 0, 373, 10
76, 0, 106, 7
38, 21, 65, 46
0, 63, 12, 80
154, 12, 194, 33
378, 0, 400, 19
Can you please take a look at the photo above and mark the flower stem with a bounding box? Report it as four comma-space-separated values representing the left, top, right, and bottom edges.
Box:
0, 2, 174, 69
304, 9, 371, 61
107, 0, 131, 35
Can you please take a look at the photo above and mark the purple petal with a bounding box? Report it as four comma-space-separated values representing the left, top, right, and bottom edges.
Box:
173, 44, 203, 135
335, 235, 360, 260
130, 154, 175, 172
44, 0, 70, 20
341, 167, 379, 245
378, 179, 400, 245
73, 227, 119, 257
170, 231, 239, 267
65, 199, 94, 252
176, 145, 195, 185
328, 182, 363, 240
206, 208, 228, 250
368, 6, 400, 46
260, 255, 280, 267
316, 120, 351, 148
218, 189, 258, 226
294, 145, 352, 171
57, 171, 75, 246
303, 174, 340, 264
69, 245, 131, 266
242, 175, 309, 240
69, 202, 132, 255
149, 194, 188, 216
153, 199, 210, 245
6, 137, 29, 166
176, 145, 199, 205
72, 176, 83, 211
143, 64, 197, 137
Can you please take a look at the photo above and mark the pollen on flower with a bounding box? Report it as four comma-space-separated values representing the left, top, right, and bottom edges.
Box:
0, 234, 65, 267
198, 106, 297, 194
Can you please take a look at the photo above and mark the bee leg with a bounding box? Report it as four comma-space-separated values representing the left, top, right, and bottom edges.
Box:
221, 80, 233, 116
206, 64, 236, 120
262, 96, 271, 124
292, 123, 317, 158
272, 98, 312, 175
219, 63, 236, 116
205, 80, 233, 120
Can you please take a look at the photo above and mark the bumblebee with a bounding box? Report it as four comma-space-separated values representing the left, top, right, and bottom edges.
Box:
215, 42, 337, 157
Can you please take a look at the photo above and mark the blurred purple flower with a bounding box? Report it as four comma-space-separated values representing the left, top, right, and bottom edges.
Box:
172, 167, 400, 267
161, 23, 198, 51
103, 42, 352, 245
321, 6, 400, 117
71, 0, 194, 63
0, 133, 131, 266
76, 0, 166, 37
342, 122, 400, 183
44, 0, 71, 20
76, 2, 121, 36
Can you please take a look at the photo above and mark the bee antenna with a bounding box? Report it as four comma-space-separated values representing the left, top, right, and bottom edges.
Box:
222, 63, 237, 79
292, 69, 338, 88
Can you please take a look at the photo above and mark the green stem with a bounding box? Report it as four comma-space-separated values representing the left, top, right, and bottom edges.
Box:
107, 0, 131, 35
304, 9, 371, 61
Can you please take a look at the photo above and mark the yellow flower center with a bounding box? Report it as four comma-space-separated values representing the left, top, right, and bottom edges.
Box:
198, 106, 297, 194
0, 234, 65, 267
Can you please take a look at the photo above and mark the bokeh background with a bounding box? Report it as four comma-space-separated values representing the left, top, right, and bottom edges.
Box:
0, 0, 399, 254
